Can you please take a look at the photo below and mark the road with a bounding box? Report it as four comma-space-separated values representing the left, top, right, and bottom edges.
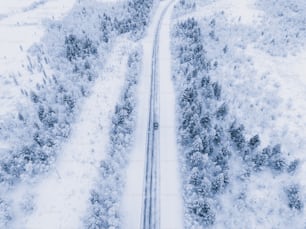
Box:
141, 1, 179, 229
120, 1, 183, 228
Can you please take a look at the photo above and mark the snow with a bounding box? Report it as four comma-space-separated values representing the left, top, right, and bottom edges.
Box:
177, 0, 306, 165
159, 2, 184, 229
120, 3, 160, 227
174, 0, 263, 25
0, 0, 76, 117
1, 0, 306, 228
192, 0, 306, 164
244, 46, 306, 150
21, 40, 131, 229
0, 1, 45, 15
1, 0, 172, 227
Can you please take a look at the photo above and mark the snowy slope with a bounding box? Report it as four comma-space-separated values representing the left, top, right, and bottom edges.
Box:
0, 0, 76, 118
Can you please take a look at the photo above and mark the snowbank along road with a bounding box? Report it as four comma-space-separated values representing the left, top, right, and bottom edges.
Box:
141, 2, 173, 229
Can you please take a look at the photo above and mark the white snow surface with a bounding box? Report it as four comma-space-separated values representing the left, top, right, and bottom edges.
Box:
159, 2, 184, 229
174, 0, 263, 25
0, 0, 76, 118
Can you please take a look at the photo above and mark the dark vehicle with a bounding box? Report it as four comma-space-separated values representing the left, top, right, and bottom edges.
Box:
153, 122, 159, 130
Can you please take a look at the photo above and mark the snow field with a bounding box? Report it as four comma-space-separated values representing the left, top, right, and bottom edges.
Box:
0, 0, 158, 227
120, 4, 161, 228
0, 0, 76, 118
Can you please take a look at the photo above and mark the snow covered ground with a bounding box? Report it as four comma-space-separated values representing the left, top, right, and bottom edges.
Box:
171, 0, 306, 228
0, 0, 156, 228
1, 0, 306, 228
0, 0, 76, 118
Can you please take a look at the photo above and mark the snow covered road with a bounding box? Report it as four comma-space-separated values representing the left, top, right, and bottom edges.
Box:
141, 2, 178, 228
121, 1, 184, 228
2, 0, 306, 228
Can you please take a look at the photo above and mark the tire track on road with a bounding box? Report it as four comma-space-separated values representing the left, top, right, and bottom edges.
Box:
141, 1, 174, 228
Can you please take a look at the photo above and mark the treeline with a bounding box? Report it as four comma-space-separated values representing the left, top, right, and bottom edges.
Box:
84, 49, 141, 229
171, 18, 302, 227
97, 0, 155, 42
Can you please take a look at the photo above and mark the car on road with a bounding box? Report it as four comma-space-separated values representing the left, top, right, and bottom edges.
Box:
153, 122, 159, 130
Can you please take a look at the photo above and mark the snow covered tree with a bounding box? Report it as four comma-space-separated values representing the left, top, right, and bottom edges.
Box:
286, 185, 303, 211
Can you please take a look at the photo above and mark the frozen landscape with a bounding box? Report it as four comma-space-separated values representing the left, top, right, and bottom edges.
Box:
0, 0, 306, 228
